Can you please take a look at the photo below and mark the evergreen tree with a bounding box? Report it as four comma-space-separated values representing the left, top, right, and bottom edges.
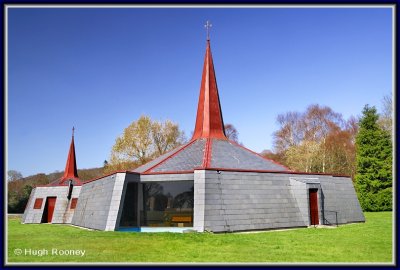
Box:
355, 105, 392, 211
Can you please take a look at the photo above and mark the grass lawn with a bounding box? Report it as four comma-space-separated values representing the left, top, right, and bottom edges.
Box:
7, 212, 392, 263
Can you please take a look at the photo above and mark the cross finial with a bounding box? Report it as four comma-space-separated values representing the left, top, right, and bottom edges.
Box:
72, 126, 75, 137
204, 20, 212, 41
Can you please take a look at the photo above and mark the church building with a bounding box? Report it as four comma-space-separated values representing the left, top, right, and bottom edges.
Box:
22, 29, 365, 232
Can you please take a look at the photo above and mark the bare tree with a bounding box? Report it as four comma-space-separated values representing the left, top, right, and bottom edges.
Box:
378, 94, 392, 136
8, 170, 23, 182
224, 124, 239, 142
273, 104, 357, 175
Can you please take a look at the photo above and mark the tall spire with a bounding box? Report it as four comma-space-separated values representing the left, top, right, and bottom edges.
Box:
191, 23, 226, 140
61, 127, 79, 180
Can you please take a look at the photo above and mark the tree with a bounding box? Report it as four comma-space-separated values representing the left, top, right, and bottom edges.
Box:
378, 94, 392, 137
355, 105, 392, 211
109, 115, 186, 172
111, 115, 153, 165
152, 120, 186, 156
224, 124, 239, 142
261, 149, 286, 166
273, 104, 357, 175
8, 170, 23, 182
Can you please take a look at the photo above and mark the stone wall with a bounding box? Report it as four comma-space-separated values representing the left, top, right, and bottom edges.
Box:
21, 185, 81, 224
199, 170, 305, 232
196, 170, 365, 232
71, 173, 129, 231
319, 176, 365, 224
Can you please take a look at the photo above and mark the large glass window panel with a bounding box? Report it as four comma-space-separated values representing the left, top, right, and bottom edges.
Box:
141, 181, 193, 227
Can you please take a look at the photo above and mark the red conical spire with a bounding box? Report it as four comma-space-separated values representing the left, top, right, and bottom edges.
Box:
61, 127, 79, 180
191, 38, 227, 140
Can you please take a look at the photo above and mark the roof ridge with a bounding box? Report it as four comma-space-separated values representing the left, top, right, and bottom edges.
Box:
143, 139, 199, 174
201, 138, 213, 168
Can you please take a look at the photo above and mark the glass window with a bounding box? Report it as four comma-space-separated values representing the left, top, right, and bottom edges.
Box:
141, 181, 193, 227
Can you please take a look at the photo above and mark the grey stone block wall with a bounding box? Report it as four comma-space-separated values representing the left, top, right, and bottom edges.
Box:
22, 170, 363, 232
71, 173, 128, 231
21, 185, 82, 224
193, 170, 205, 232
200, 170, 305, 232
319, 176, 365, 224
288, 175, 365, 225
197, 170, 365, 233
288, 178, 310, 225
21, 187, 37, 223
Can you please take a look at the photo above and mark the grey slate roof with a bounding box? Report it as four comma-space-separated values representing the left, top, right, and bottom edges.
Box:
149, 139, 206, 173
134, 138, 288, 174
210, 139, 287, 171
133, 144, 187, 173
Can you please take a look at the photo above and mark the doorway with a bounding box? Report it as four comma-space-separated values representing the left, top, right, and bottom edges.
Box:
309, 189, 319, 225
41, 197, 57, 223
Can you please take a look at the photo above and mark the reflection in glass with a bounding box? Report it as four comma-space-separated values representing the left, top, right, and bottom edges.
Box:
141, 181, 194, 227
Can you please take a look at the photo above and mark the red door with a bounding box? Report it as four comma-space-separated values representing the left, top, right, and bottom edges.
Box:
309, 189, 319, 225
42, 197, 57, 223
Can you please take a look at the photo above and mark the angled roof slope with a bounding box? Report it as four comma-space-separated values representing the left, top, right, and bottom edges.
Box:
133, 39, 289, 175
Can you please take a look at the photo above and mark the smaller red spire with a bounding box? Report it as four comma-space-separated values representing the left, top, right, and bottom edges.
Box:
61, 127, 79, 181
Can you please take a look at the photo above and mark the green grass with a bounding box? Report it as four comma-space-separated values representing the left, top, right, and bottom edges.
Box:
7, 212, 393, 263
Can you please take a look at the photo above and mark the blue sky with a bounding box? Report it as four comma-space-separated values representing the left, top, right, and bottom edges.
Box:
7, 6, 393, 177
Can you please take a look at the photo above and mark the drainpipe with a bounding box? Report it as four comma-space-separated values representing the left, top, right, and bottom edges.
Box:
67, 179, 73, 200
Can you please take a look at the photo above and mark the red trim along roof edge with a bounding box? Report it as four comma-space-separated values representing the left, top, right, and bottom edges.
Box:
200, 167, 351, 178
34, 167, 350, 187
202, 138, 212, 168
141, 170, 195, 176
139, 168, 350, 178
82, 170, 139, 185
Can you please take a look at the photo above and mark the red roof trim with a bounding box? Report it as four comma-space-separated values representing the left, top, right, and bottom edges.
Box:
200, 167, 350, 178
143, 140, 197, 174
142, 168, 350, 177
202, 138, 212, 168
35, 184, 70, 188
229, 140, 291, 171
141, 170, 194, 175
82, 170, 139, 185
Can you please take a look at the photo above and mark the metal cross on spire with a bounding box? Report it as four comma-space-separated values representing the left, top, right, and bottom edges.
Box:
204, 20, 212, 40
72, 126, 75, 137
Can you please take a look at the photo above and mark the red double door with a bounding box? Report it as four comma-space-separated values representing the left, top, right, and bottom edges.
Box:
41, 197, 57, 223
309, 189, 319, 225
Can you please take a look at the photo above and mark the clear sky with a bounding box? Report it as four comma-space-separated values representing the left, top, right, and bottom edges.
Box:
7, 6, 393, 177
